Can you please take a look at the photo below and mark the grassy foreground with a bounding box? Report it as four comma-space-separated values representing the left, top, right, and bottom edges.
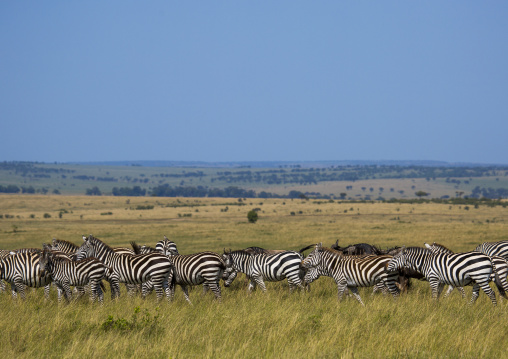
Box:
1, 195, 508, 358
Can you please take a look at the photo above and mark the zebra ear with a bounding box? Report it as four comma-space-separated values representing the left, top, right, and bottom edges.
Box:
335, 239, 338, 246
316, 242, 322, 250
164, 235, 168, 240
82, 235, 87, 242
52, 238, 57, 245
401, 246, 406, 254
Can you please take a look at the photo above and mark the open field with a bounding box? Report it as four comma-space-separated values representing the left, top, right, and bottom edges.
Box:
1, 194, 508, 358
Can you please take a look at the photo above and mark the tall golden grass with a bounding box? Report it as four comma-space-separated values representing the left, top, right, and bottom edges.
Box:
0, 195, 507, 358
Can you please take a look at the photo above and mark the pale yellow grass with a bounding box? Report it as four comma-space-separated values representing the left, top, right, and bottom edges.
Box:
0, 195, 507, 358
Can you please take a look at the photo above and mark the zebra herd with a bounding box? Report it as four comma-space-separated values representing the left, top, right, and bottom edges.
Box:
1, 235, 508, 306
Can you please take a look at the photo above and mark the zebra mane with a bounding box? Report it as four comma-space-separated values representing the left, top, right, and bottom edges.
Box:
321, 247, 344, 257
228, 249, 256, 257
402, 246, 431, 255
88, 236, 115, 253
53, 239, 80, 250
430, 242, 453, 253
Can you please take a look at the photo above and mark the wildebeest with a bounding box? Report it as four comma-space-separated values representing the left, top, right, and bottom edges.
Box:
331, 240, 383, 255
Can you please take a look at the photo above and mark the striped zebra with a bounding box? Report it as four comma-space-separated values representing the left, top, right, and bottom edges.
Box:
425, 242, 508, 299
143, 238, 232, 294
76, 235, 173, 301
39, 249, 111, 303
474, 240, 508, 259
419, 243, 466, 299
222, 248, 306, 292
0, 251, 53, 299
137, 244, 226, 304
387, 245, 501, 305
301, 243, 400, 305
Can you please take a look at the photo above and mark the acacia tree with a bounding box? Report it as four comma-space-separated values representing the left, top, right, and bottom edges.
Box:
415, 191, 429, 198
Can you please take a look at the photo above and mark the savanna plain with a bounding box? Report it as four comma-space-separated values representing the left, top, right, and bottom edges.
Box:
0, 194, 507, 358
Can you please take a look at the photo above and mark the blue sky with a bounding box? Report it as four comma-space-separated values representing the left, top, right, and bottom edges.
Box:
1, 2, 507, 164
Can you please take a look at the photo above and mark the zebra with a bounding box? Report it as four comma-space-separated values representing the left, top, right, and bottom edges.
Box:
131, 240, 227, 299
76, 235, 173, 301
222, 248, 306, 292
222, 245, 314, 289
155, 236, 179, 256
39, 249, 112, 303
474, 240, 508, 259
386, 245, 502, 305
425, 242, 508, 299
301, 243, 400, 305
136, 244, 226, 304
418, 243, 467, 299
0, 251, 53, 299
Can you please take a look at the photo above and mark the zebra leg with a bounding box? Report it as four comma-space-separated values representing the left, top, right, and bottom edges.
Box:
372, 282, 388, 296
10, 282, 19, 299
204, 281, 222, 302
427, 279, 442, 300
348, 286, 365, 306
74, 286, 86, 299
181, 285, 192, 304
287, 275, 305, 292
44, 284, 51, 301
0, 279, 6, 293
383, 279, 400, 299
152, 280, 165, 302
253, 276, 267, 292
476, 281, 497, 305
247, 278, 256, 293
14, 280, 25, 300
89, 280, 97, 303
61, 281, 73, 303
109, 279, 120, 300
336, 282, 348, 301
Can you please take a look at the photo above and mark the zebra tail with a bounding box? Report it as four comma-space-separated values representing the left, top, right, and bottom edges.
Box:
130, 241, 142, 254
491, 260, 508, 299
100, 281, 107, 293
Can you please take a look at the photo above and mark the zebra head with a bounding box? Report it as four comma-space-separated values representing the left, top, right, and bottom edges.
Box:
156, 236, 179, 257
76, 235, 94, 260
38, 250, 53, 277
222, 249, 233, 267
386, 247, 408, 272
223, 267, 238, 287
301, 243, 323, 269
303, 266, 320, 285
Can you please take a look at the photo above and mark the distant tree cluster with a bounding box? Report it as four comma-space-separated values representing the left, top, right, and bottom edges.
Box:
150, 185, 255, 198
471, 186, 508, 199
112, 186, 146, 196
0, 185, 48, 194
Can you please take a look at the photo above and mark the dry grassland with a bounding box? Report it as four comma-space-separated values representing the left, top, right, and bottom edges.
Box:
0, 194, 507, 358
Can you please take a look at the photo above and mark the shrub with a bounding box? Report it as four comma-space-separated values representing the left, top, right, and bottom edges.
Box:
247, 210, 259, 223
